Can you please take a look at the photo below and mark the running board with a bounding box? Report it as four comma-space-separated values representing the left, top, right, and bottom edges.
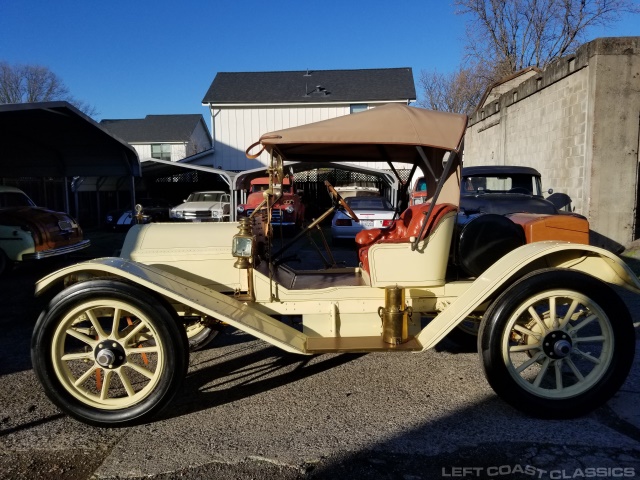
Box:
306, 336, 423, 353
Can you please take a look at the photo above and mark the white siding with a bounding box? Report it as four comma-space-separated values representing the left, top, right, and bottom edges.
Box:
211, 104, 412, 171
171, 143, 186, 160
188, 122, 213, 156
132, 144, 150, 160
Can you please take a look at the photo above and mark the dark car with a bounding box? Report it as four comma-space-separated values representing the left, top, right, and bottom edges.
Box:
105, 198, 173, 230
461, 165, 562, 215
453, 165, 589, 278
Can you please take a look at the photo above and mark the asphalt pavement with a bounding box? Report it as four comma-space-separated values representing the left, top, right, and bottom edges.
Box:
1, 228, 639, 480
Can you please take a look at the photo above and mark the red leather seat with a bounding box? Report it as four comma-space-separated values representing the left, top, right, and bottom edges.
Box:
355, 203, 457, 274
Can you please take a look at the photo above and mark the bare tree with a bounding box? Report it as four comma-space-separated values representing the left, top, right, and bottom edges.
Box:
455, 0, 640, 76
419, 0, 639, 114
417, 63, 492, 115
0, 61, 97, 116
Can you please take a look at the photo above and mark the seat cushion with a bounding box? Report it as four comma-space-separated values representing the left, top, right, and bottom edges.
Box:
357, 203, 457, 273
354, 208, 415, 246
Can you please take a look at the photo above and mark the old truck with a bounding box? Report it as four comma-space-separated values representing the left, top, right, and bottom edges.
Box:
236, 176, 305, 228
31, 104, 638, 427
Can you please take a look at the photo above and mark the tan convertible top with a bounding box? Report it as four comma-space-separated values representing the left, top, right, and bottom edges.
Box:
249, 104, 468, 165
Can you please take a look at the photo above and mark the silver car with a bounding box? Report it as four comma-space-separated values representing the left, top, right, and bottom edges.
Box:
330, 195, 396, 241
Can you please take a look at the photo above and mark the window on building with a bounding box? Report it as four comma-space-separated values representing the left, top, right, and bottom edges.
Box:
350, 104, 368, 114
151, 144, 172, 161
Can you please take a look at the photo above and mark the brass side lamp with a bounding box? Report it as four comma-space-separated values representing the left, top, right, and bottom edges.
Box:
232, 217, 254, 269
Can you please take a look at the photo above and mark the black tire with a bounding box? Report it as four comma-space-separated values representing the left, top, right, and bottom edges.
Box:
479, 268, 635, 418
31, 280, 189, 427
0, 248, 12, 276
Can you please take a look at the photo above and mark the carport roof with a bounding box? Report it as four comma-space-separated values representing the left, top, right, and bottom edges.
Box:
0, 101, 140, 178
141, 158, 236, 188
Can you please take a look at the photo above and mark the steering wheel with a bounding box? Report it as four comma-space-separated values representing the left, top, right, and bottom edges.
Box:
508, 187, 530, 194
324, 180, 359, 222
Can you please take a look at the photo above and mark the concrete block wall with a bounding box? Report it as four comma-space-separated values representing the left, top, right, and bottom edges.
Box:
465, 37, 640, 250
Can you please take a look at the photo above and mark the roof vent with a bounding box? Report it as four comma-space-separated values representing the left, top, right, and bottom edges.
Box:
304, 84, 330, 97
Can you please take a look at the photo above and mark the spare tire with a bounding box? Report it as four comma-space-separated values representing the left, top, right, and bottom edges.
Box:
456, 213, 525, 277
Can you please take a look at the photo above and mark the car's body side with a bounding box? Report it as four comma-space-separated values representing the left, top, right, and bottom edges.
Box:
35, 218, 640, 355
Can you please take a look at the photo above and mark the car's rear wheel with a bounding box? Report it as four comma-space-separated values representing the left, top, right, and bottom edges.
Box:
184, 316, 222, 351
0, 248, 11, 276
479, 269, 635, 418
31, 280, 189, 427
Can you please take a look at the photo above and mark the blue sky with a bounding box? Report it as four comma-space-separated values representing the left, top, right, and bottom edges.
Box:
1, 0, 638, 121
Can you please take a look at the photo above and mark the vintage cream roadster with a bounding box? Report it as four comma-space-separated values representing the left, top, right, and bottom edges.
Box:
31, 105, 638, 427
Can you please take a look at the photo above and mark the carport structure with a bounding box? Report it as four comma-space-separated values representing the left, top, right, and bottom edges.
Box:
142, 159, 403, 222
0, 101, 140, 219
232, 161, 401, 222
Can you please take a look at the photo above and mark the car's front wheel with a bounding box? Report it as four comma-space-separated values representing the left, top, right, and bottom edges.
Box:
479, 269, 635, 418
31, 280, 189, 427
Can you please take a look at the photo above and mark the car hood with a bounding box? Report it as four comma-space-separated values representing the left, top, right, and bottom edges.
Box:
243, 192, 297, 208
173, 201, 226, 210
460, 194, 558, 215
0, 206, 78, 228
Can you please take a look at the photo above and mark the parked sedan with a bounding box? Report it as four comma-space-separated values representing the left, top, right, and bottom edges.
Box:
331, 196, 396, 241
0, 186, 89, 275
105, 198, 173, 230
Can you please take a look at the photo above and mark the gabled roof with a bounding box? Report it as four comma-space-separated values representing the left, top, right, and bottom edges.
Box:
100, 114, 209, 144
202, 68, 416, 105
